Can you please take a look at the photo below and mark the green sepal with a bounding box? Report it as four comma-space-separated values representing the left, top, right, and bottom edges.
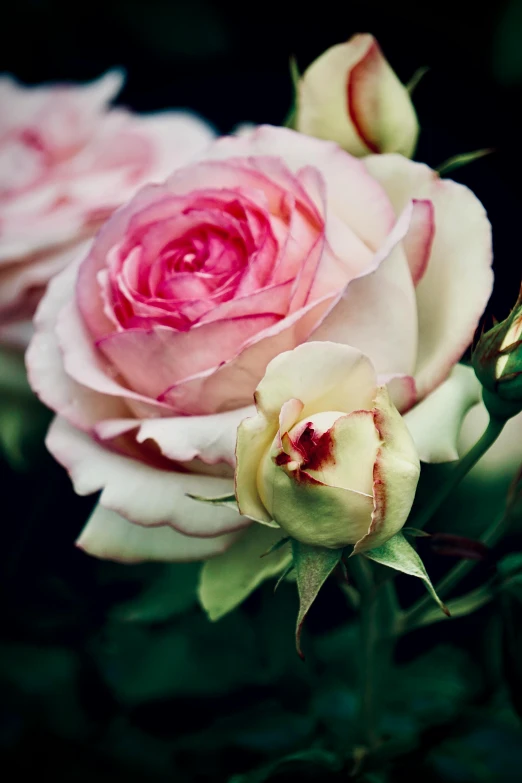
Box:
363, 532, 449, 617
291, 541, 344, 659
261, 536, 290, 557
187, 492, 280, 527
283, 56, 300, 129
186, 492, 239, 511
406, 65, 429, 94
436, 148, 493, 177
403, 526, 432, 538
274, 564, 295, 592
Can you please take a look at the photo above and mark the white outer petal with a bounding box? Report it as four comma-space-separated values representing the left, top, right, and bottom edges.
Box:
404, 364, 482, 463
47, 416, 250, 537
364, 155, 493, 400
77, 503, 242, 564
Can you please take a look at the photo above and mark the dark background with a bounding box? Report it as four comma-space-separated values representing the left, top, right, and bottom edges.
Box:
2, 1, 522, 781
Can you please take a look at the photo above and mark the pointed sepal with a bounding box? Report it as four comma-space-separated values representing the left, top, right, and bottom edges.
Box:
292, 541, 344, 658
363, 531, 449, 617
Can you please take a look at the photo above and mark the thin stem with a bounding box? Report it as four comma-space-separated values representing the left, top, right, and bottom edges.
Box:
410, 416, 505, 532
352, 557, 379, 750
349, 558, 399, 751
401, 511, 510, 632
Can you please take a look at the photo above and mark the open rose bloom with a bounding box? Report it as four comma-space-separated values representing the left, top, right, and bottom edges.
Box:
27, 125, 493, 563
0, 70, 214, 345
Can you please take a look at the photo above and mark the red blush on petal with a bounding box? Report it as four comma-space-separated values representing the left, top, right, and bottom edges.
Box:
295, 423, 335, 471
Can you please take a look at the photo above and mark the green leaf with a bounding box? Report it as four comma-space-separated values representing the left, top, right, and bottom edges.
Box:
0, 346, 34, 397
110, 562, 200, 623
364, 532, 449, 617
198, 525, 291, 621
436, 148, 493, 177
414, 582, 495, 628
0, 395, 52, 469
0, 346, 51, 469
292, 541, 343, 658
406, 65, 429, 94
186, 492, 239, 511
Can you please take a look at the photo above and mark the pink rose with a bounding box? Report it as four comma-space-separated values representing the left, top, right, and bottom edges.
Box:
0, 70, 214, 345
27, 126, 493, 563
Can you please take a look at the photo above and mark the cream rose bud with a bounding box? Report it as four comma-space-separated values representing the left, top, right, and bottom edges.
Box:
296, 34, 418, 158
236, 343, 421, 552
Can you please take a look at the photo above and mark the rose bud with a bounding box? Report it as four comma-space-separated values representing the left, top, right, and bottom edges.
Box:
473, 287, 522, 420
236, 342, 420, 553
296, 33, 419, 158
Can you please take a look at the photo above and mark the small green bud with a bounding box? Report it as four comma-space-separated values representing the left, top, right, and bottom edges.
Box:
473, 287, 522, 420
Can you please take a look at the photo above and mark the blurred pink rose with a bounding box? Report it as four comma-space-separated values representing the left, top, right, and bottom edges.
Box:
0, 70, 214, 345
27, 125, 493, 563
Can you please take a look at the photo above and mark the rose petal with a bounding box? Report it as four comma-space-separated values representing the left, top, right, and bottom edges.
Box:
312, 203, 418, 379
404, 363, 482, 463
97, 314, 280, 401
26, 252, 130, 430
353, 385, 420, 553
47, 415, 251, 537
76, 183, 174, 339
159, 295, 339, 415
128, 111, 215, 182
346, 36, 418, 157
201, 125, 396, 250
77, 503, 241, 563
365, 154, 493, 400
402, 199, 435, 286
378, 374, 417, 413
56, 297, 170, 417
0, 243, 81, 320
235, 410, 280, 525
254, 341, 377, 421
95, 405, 255, 467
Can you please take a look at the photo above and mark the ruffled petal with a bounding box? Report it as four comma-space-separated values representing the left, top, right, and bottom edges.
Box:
46, 416, 250, 537
404, 363, 482, 463
26, 251, 129, 430
365, 154, 493, 400
201, 125, 396, 250
312, 203, 419, 379
77, 503, 241, 563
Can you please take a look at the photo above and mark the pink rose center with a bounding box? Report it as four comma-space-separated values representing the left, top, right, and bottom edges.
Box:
104, 191, 279, 331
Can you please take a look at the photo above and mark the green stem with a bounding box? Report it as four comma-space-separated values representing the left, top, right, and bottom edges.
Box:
350, 557, 379, 750
402, 511, 510, 632
349, 559, 398, 751
410, 416, 505, 532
